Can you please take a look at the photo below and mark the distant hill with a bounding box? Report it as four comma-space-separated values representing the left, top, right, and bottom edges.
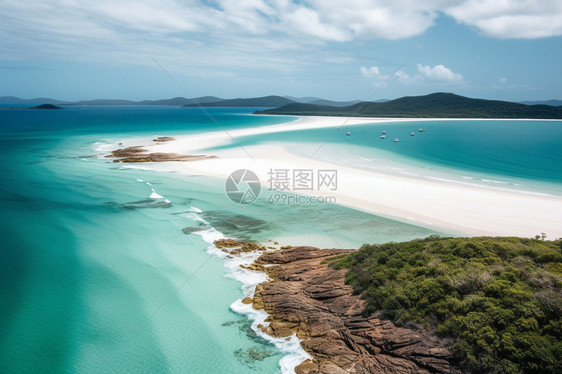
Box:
519, 100, 562, 106
67, 99, 138, 105
0, 96, 67, 105
140, 96, 223, 106
3, 94, 560, 115
182, 95, 294, 108
284, 95, 322, 103
284, 96, 387, 106
309, 99, 362, 107
0, 96, 227, 106
255, 92, 562, 119
67, 96, 224, 106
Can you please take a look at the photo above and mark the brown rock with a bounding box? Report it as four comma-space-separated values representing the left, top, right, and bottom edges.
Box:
107, 146, 146, 158
213, 239, 266, 255
295, 359, 318, 374
153, 136, 176, 142
252, 246, 466, 374
114, 153, 216, 163
240, 263, 266, 272
253, 284, 265, 310
107, 145, 216, 163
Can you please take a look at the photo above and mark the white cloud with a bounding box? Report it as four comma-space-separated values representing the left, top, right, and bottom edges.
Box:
444, 0, 562, 39
361, 65, 410, 86
0, 0, 560, 79
362, 63, 462, 86
361, 66, 381, 78
417, 64, 463, 82
395, 70, 411, 80
1, 0, 559, 57
302, 0, 441, 40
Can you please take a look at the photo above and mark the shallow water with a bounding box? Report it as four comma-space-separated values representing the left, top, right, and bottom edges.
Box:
224, 119, 562, 196
1, 107, 441, 373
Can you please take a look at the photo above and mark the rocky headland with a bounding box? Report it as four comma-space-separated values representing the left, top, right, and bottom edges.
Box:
247, 246, 465, 374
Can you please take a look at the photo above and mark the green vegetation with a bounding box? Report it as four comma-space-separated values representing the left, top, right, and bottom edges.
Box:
333, 236, 562, 373
255, 92, 562, 119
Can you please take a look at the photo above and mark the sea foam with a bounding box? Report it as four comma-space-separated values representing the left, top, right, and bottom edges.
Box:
138, 179, 172, 203
183, 208, 312, 373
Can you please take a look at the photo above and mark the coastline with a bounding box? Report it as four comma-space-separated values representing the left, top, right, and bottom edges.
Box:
185, 221, 314, 373
248, 245, 464, 374
98, 116, 562, 372
100, 116, 562, 239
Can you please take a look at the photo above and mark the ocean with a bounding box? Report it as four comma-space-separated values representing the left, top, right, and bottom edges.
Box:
225, 118, 562, 196
0, 106, 444, 373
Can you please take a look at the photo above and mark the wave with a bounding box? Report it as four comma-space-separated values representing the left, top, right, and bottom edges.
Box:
121, 179, 173, 209
93, 140, 120, 154
117, 164, 157, 171
179, 211, 209, 225
231, 299, 312, 374
183, 208, 312, 373
194, 227, 225, 247
139, 179, 172, 203
149, 189, 170, 203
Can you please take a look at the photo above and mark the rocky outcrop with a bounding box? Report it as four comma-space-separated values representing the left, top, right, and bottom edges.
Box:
213, 238, 268, 255
153, 136, 176, 142
106, 145, 216, 163
251, 246, 465, 374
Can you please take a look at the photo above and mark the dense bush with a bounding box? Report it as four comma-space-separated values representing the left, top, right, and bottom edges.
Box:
333, 236, 562, 373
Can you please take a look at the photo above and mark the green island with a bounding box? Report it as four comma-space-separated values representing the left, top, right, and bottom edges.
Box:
332, 236, 562, 373
255, 92, 562, 119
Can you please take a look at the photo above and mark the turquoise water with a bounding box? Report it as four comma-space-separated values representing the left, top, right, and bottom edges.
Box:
224, 118, 562, 195
0, 107, 439, 373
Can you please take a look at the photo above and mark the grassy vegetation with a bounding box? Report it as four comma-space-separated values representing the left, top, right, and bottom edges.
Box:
333, 236, 562, 373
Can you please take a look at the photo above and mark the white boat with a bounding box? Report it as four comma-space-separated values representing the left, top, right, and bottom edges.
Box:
418, 128, 423, 132
380, 135, 386, 139
382, 130, 386, 134
346, 132, 351, 136
410, 132, 415, 136
394, 138, 400, 142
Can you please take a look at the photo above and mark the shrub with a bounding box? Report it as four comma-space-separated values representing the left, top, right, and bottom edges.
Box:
333, 236, 562, 373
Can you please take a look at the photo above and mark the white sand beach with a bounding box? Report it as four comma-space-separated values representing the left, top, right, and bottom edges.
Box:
114, 116, 562, 239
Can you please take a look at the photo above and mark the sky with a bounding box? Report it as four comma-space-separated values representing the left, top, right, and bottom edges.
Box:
0, 0, 561, 102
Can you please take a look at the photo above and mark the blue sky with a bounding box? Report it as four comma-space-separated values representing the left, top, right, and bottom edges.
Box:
0, 0, 561, 101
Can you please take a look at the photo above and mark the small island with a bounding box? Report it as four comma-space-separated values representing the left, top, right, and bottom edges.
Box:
30, 104, 62, 110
